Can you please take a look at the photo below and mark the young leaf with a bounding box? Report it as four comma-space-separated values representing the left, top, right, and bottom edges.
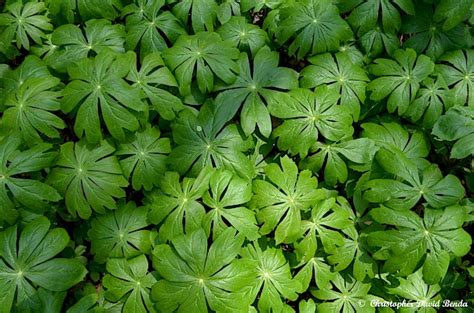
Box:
151, 228, 252, 312
240, 242, 302, 313
387, 269, 441, 305
0, 136, 61, 223
123, 0, 186, 56
147, 167, 212, 241
49, 19, 125, 72
301, 138, 378, 186
2, 76, 65, 143
369, 205, 471, 284
0, 217, 87, 313
275, 0, 353, 59
202, 169, 259, 241
162, 32, 239, 97
47, 141, 128, 219
432, 105, 474, 159
116, 125, 171, 191
436, 49, 474, 106
251, 156, 326, 244
268, 87, 354, 158
215, 46, 298, 137
368, 48, 435, 115
0, 0, 53, 51
217, 16, 269, 56
88, 202, 154, 263
62, 50, 146, 143
126, 51, 184, 120
169, 104, 253, 179
103, 255, 157, 313
301, 52, 369, 121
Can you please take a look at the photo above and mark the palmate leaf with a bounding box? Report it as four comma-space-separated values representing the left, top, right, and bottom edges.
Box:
0, 0, 53, 51
217, 16, 269, 56
202, 169, 259, 241
239, 242, 301, 313
172, 0, 218, 33
251, 156, 327, 244
122, 0, 186, 56
2, 76, 65, 143
169, 104, 254, 179
368, 48, 435, 115
268, 87, 354, 158
103, 255, 157, 313
126, 52, 184, 120
301, 52, 369, 121
151, 228, 253, 313
62, 50, 146, 144
88, 202, 154, 263
275, 0, 353, 59
312, 273, 379, 313
162, 32, 240, 97
147, 167, 212, 242
0, 217, 86, 313
301, 138, 378, 186
47, 141, 128, 219
436, 49, 474, 106
215, 46, 298, 137
363, 149, 465, 210
0, 136, 61, 223
49, 19, 125, 72
368, 205, 471, 284
116, 125, 171, 191
76, 0, 123, 20
432, 105, 474, 159
401, 2, 470, 60
404, 75, 449, 129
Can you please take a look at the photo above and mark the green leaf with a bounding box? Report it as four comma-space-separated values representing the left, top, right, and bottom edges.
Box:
169, 104, 254, 179
162, 32, 239, 97
369, 205, 471, 283
49, 19, 125, 72
432, 106, 474, 159
240, 242, 301, 312
126, 51, 184, 120
301, 138, 378, 186
348, 0, 415, 34
62, 50, 145, 143
47, 141, 128, 219
116, 125, 171, 191
252, 156, 327, 244
364, 150, 465, 210
276, 0, 353, 59
203, 169, 259, 241
123, 0, 186, 56
2, 76, 65, 142
301, 52, 369, 121
88, 202, 154, 263
76, 0, 123, 20
294, 257, 335, 292
368, 49, 435, 115
0, 217, 86, 313
172, 0, 218, 33
147, 167, 212, 241
215, 46, 298, 137
217, 16, 269, 56
103, 255, 157, 313
0, 1, 53, 51
297, 197, 354, 257
436, 49, 474, 106
387, 269, 441, 306
268, 87, 354, 158
151, 228, 252, 312
0, 136, 61, 223
433, 0, 473, 31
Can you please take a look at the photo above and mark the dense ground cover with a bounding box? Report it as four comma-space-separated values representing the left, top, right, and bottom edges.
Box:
0, 0, 473, 312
